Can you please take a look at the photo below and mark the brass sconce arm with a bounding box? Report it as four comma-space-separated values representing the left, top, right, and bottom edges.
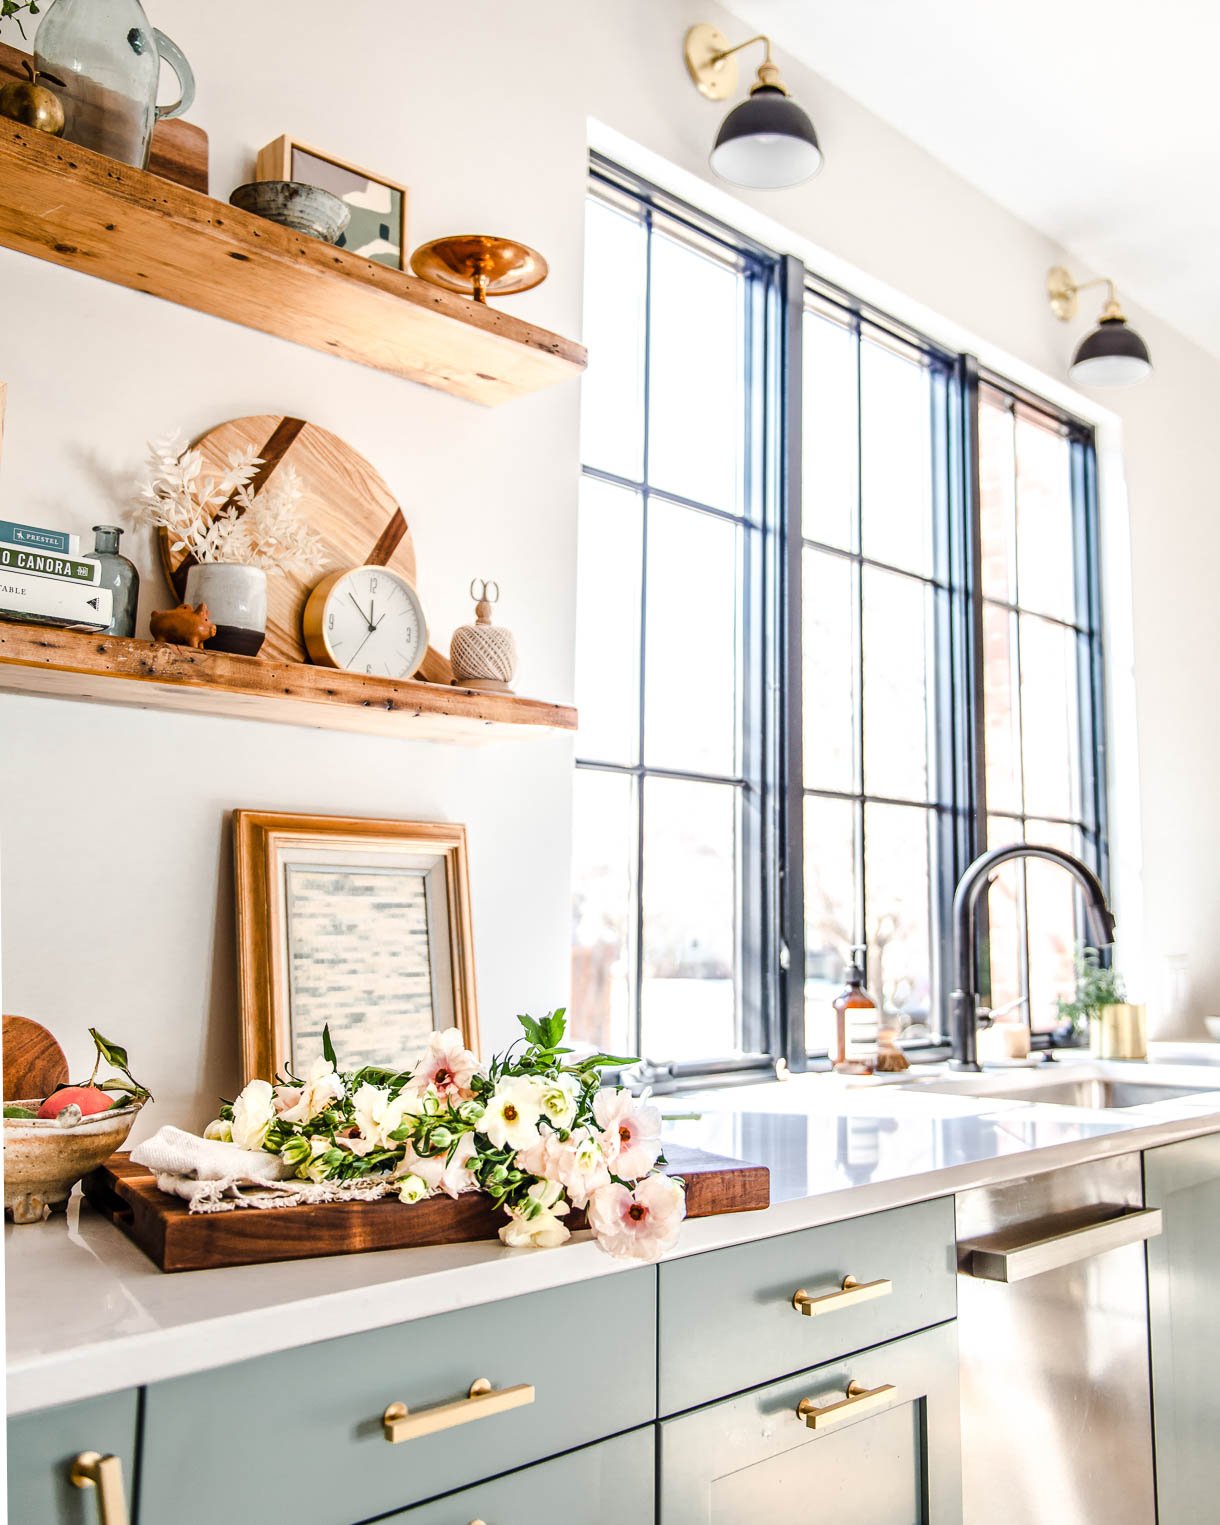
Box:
685, 24, 788, 99
1048, 266, 1124, 323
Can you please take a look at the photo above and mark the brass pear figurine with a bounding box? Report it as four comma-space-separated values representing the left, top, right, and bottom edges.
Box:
0, 60, 65, 136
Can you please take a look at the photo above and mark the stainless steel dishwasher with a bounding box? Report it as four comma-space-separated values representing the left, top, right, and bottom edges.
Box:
955, 1154, 1163, 1523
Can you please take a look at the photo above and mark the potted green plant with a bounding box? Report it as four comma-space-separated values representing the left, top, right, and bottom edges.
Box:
1057, 946, 1146, 1059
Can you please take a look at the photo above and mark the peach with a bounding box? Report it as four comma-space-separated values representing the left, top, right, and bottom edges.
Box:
36, 1086, 117, 1120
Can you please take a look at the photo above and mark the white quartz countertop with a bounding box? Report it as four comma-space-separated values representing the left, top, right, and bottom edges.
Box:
9, 1048, 1220, 1416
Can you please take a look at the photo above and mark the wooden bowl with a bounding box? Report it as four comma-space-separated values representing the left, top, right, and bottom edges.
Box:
4, 1100, 143, 1224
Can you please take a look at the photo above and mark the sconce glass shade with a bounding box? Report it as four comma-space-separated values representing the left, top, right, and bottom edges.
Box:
709, 85, 822, 189
1069, 316, 1152, 387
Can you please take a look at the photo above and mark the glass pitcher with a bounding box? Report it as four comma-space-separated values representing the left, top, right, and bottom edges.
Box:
35, 0, 194, 170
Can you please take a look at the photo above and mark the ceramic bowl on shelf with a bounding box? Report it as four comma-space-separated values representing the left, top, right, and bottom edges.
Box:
1205, 1017, 1220, 1042
229, 180, 351, 243
3, 1099, 143, 1224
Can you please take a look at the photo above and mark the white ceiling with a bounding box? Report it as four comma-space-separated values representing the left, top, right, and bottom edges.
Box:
728, 0, 1220, 359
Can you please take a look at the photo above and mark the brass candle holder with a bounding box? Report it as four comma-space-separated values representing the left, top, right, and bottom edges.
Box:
409, 235, 548, 304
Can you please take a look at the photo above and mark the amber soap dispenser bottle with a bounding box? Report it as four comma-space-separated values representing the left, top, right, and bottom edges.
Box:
833, 945, 880, 1073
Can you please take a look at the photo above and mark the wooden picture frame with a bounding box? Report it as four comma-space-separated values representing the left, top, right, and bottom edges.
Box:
255, 135, 409, 270
234, 811, 478, 1081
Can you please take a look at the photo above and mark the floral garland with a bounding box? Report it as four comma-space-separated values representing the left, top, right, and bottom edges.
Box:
206, 1013, 686, 1262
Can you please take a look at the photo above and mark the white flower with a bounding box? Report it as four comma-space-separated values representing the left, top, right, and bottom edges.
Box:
348, 1083, 392, 1155
588, 1174, 686, 1262
408, 1028, 483, 1101
593, 1088, 663, 1181
537, 1073, 580, 1131
498, 1180, 571, 1250
203, 1118, 233, 1143
401, 1133, 478, 1198
397, 1173, 430, 1205
230, 1079, 275, 1151
276, 1057, 344, 1126
556, 1126, 612, 1209
482, 1076, 544, 1151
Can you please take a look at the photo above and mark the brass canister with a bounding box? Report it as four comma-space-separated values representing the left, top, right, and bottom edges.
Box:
1089, 1003, 1147, 1060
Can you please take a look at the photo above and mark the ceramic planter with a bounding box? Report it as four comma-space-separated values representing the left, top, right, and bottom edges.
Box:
185, 563, 267, 656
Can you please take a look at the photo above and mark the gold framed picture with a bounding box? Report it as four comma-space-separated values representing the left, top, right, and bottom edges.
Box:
255, 135, 409, 270
234, 811, 478, 1081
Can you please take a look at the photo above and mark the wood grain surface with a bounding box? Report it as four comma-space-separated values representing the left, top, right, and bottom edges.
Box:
0, 118, 584, 405
0, 624, 577, 742
84, 1145, 770, 1272
153, 413, 454, 676
0, 41, 208, 192
2, 1014, 68, 1101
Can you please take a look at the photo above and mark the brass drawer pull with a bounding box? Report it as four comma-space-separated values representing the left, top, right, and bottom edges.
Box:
792, 1274, 892, 1316
70, 1452, 129, 1525
383, 1377, 535, 1443
797, 1380, 896, 1430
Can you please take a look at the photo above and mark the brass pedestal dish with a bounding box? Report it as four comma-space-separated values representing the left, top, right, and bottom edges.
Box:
410, 235, 547, 304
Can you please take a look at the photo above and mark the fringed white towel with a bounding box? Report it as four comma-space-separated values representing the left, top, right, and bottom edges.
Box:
129, 1124, 399, 1214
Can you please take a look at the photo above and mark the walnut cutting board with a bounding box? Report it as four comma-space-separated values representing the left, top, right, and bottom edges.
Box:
157, 414, 450, 682
83, 1145, 770, 1272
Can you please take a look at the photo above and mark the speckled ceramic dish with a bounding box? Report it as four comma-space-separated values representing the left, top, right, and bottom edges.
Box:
4, 1100, 143, 1224
229, 180, 351, 243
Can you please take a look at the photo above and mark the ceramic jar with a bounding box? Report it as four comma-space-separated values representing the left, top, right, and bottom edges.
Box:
184, 563, 267, 656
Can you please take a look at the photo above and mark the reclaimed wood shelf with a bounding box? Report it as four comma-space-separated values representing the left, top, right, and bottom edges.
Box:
0, 624, 577, 743
0, 118, 585, 405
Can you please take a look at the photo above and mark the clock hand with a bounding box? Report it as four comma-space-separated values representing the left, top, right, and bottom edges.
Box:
348, 591, 374, 631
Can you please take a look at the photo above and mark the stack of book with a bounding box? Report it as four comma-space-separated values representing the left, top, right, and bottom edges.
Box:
0, 520, 113, 631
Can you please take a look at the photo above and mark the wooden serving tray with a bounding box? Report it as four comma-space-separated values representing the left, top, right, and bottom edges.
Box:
84, 1145, 770, 1272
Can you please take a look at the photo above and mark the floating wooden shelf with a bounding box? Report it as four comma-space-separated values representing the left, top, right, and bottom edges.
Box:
0, 119, 586, 405
0, 625, 577, 743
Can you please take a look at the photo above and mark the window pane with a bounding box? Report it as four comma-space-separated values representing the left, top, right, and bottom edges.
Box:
575, 477, 642, 765
860, 337, 933, 577
641, 777, 738, 1060
803, 307, 857, 549
803, 549, 856, 793
644, 501, 740, 776
982, 602, 1022, 815
1015, 409, 1075, 623
1020, 614, 1080, 820
648, 229, 743, 513
1025, 819, 1083, 1033
580, 197, 646, 481
804, 794, 857, 1053
570, 769, 636, 1055
979, 390, 1017, 604
864, 803, 933, 1029
984, 816, 1025, 1021
862, 566, 931, 803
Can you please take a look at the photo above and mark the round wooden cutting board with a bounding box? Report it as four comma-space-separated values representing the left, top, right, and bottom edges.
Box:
158, 415, 450, 679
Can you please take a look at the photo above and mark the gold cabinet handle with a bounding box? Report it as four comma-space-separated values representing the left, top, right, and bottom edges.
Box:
69, 1452, 129, 1525
791, 1274, 892, 1316
797, 1380, 896, 1430
383, 1377, 535, 1444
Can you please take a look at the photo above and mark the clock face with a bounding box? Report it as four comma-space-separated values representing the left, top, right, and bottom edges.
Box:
315, 567, 428, 679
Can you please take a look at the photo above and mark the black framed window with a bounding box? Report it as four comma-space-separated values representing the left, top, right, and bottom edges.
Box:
572, 157, 1107, 1077
570, 161, 784, 1077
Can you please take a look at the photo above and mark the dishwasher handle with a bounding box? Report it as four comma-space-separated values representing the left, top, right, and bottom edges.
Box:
960, 1206, 1163, 1283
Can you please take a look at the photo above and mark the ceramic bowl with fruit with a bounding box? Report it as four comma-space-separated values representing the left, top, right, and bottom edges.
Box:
3, 1029, 150, 1225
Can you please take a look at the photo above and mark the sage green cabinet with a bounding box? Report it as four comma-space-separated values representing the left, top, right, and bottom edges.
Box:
658, 1321, 961, 1524
7, 1389, 138, 1525
1144, 1131, 1220, 1524
382, 1428, 654, 1523
139, 1269, 656, 1525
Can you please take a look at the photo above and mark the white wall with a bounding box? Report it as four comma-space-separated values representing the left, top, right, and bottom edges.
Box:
2, 1, 1215, 1132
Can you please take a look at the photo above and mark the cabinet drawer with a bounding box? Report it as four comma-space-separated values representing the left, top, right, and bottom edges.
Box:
140, 1269, 656, 1525
658, 1197, 956, 1412
659, 1321, 962, 1524
7, 1389, 139, 1525
383, 1428, 654, 1522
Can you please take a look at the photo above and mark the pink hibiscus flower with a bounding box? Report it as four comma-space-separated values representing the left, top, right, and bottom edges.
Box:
593, 1089, 663, 1181
587, 1175, 686, 1262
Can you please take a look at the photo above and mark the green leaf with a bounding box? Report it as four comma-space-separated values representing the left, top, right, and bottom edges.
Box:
322, 1025, 338, 1068
3, 1104, 36, 1119
90, 1029, 130, 1071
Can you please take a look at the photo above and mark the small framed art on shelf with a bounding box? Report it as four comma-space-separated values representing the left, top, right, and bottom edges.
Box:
256, 135, 408, 269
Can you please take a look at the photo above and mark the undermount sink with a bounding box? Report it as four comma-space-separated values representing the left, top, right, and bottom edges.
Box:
914, 1063, 1220, 1112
